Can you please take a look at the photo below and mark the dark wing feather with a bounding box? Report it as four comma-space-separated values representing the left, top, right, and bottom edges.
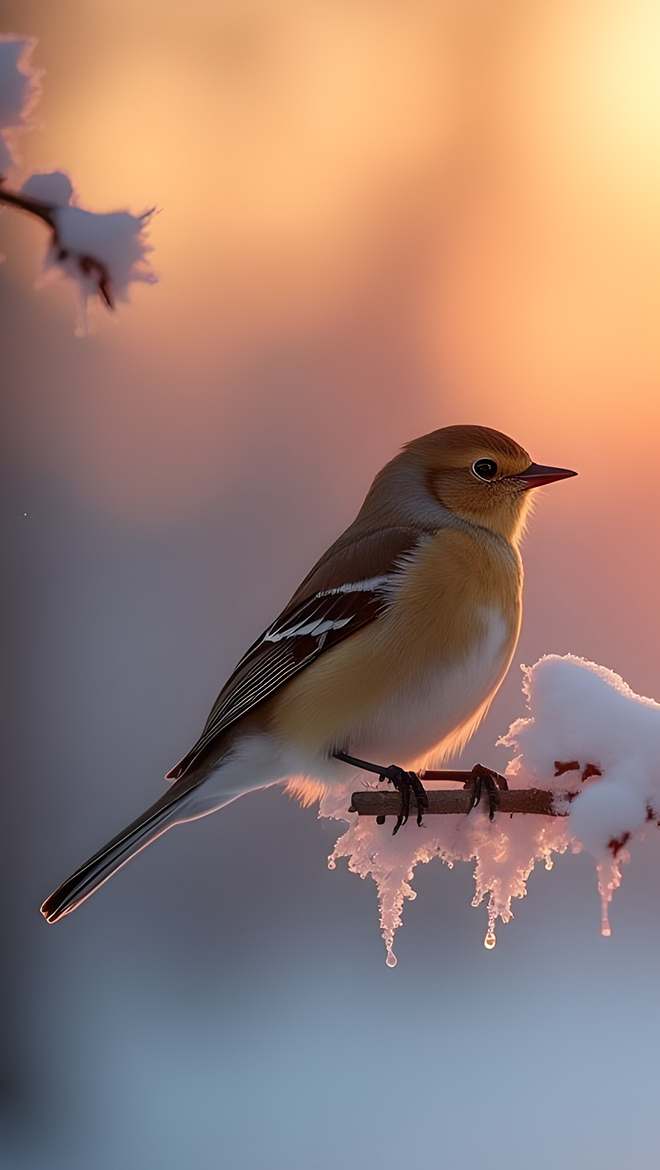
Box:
165, 585, 388, 779
166, 524, 431, 781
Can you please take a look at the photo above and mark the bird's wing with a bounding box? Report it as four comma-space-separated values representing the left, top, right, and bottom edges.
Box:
166, 525, 429, 779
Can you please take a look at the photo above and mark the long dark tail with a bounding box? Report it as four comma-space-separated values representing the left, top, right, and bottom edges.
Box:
40, 787, 192, 924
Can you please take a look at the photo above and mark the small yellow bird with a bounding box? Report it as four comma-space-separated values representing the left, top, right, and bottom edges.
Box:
41, 424, 576, 922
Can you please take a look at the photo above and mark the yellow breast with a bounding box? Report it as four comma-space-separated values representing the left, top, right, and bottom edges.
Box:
269, 526, 523, 763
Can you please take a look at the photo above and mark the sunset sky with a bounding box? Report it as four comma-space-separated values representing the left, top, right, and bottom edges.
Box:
3, 2, 660, 1167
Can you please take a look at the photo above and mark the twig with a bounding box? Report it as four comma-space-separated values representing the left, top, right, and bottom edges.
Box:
0, 182, 56, 225
350, 783, 569, 818
0, 181, 114, 307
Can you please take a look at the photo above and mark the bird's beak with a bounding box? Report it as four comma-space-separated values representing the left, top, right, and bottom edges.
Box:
512, 463, 578, 490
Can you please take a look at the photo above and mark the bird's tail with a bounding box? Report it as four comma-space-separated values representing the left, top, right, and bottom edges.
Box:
40, 787, 192, 924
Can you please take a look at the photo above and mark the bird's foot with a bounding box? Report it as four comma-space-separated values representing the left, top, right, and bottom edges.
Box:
464, 763, 509, 821
332, 750, 428, 833
378, 764, 429, 834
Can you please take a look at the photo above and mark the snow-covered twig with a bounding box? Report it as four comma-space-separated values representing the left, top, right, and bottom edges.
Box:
0, 180, 114, 305
320, 655, 660, 964
0, 32, 156, 329
0, 178, 156, 317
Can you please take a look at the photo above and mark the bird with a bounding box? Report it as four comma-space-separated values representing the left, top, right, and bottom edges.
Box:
41, 424, 576, 923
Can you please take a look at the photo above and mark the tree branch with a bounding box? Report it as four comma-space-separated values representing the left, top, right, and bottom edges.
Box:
350, 780, 568, 818
0, 182, 56, 226
0, 181, 114, 307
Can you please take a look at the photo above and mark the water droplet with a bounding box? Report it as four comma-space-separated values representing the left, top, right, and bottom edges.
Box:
484, 930, 497, 950
327, 856, 336, 870
601, 925, 611, 938
385, 948, 398, 968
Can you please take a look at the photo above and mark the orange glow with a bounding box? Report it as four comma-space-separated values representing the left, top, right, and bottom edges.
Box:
4, 0, 660, 566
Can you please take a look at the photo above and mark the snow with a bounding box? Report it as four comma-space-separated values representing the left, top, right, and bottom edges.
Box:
1, 34, 156, 329
53, 202, 155, 306
17, 170, 157, 333
319, 655, 660, 964
21, 170, 73, 205
0, 36, 41, 174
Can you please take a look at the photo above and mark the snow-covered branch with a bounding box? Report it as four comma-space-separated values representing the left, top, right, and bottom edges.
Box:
321, 655, 660, 966
0, 32, 156, 330
0, 175, 156, 316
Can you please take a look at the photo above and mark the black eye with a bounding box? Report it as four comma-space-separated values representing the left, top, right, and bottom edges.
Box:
472, 458, 498, 481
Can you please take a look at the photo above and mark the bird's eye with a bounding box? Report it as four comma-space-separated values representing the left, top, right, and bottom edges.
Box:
472, 458, 499, 481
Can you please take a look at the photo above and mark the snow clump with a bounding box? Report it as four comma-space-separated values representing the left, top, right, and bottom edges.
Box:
0, 36, 41, 174
21, 170, 157, 332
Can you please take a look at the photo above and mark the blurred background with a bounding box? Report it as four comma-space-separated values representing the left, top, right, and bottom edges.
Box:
2, 1, 660, 1166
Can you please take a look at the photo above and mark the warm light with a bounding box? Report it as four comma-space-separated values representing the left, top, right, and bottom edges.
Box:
484, 930, 497, 950
8, 0, 660, 541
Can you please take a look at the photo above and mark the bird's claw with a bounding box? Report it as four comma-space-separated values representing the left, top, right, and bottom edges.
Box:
464, 763, 508, 821
379, 764, 429, 834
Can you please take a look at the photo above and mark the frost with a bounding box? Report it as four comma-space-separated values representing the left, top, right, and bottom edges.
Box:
0, 35, 41, 174
320, 655, 660, 964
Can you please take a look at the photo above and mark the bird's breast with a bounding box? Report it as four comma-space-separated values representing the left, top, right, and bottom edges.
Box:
271, 526, 522, 768
347, 605, 514, 767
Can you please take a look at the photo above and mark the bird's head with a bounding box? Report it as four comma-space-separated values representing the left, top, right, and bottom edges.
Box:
405, 424, 577, 542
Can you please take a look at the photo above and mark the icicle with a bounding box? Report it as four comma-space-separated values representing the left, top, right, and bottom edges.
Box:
600, 913, 611, 938
600, 886, 612, 937
313, 654, 660, 964
596, 858, 624, 939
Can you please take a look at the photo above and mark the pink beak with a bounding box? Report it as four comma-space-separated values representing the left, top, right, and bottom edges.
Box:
512, 462, 578, 489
